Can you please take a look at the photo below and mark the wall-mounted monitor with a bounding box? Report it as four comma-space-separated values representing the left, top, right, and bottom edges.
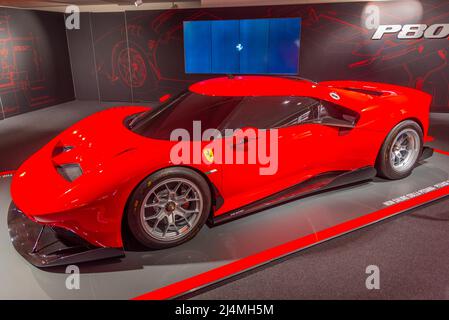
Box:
183, 17, 301, 75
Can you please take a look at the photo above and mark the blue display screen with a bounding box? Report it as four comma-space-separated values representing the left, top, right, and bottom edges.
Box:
183, 18, 301, 75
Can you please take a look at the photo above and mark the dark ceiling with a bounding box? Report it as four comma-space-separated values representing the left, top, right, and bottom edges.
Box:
0, 0, 193, 9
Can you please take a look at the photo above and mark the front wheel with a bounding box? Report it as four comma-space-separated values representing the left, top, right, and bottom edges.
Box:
376, 120, 423, 180
126, 167, 211, 249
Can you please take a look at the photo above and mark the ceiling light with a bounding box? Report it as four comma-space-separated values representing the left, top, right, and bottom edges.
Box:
134, 0, 143, 6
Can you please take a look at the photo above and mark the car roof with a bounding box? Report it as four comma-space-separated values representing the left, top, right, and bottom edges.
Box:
189, 76, 324, 97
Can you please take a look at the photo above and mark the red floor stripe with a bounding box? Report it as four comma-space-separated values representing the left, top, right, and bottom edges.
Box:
133, 186, 449, 300
0, 170, 15, 177
435, 149, 449, 157
131, 148, 449, 300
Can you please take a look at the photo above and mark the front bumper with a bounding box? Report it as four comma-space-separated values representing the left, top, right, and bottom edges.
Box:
8, 202, 124, 268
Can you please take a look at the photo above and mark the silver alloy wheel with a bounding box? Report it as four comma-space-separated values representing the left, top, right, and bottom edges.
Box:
389, 128, 420, 173
140, 178, 203, 241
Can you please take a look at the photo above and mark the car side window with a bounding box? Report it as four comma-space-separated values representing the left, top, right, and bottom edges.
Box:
221, 96, 322, 131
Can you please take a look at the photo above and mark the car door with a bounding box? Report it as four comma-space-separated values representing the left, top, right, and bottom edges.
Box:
216, 96, 336, 214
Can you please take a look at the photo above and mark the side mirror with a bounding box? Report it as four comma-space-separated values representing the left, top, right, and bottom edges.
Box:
318, 116, 355, 129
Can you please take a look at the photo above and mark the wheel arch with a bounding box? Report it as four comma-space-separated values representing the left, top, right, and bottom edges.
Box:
173, 165, 223, 215
404, 117, 424, 134
374, 117, 424, 170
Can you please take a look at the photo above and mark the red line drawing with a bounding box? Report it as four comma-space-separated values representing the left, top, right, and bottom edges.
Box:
0, 14, 56, 117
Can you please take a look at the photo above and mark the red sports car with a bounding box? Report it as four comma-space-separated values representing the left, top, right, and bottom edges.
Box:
9, 76, 433, 267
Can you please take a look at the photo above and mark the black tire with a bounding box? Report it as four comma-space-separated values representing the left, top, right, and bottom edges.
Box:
126, 167, 211, 249
376, 120, 423, 180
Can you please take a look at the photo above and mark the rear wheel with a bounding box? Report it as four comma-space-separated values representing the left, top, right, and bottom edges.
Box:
376, 120, 423, 180
127, 167, 211, 249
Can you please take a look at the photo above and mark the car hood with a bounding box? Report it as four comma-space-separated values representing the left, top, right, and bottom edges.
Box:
11, 106, 161, 215
50, 106, 151, 174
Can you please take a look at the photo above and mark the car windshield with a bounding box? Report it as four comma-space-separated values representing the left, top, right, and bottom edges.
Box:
129, 91, 322, 140
129, 92, 243, 140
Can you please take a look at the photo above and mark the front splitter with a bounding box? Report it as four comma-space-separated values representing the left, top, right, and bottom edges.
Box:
8, 203, 124, 268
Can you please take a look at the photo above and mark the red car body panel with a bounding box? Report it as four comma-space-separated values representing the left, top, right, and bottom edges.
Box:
10, 76, 432, 249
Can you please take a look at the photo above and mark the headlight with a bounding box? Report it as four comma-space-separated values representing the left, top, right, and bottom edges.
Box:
56, 163, 83, 182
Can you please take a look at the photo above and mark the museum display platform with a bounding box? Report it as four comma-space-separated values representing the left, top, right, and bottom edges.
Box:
0, 150, 448, 299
